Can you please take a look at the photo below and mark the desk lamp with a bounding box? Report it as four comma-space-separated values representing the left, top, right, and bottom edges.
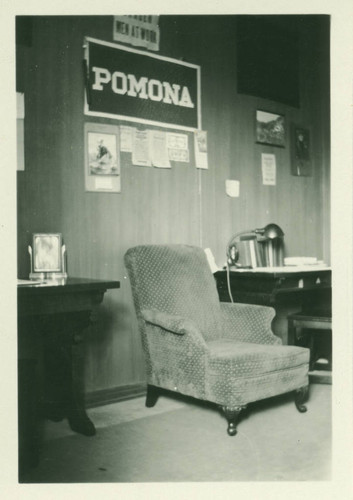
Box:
227, 223, 284, 267
226, 223, 284, 302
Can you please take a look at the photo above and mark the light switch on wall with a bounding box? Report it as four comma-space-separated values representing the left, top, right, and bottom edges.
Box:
225, 179, 240, 198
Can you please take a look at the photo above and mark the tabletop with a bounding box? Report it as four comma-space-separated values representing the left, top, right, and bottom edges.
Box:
17, 277, 120, 296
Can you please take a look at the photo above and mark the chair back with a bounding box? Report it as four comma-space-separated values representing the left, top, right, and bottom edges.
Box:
124, 244, 223, 341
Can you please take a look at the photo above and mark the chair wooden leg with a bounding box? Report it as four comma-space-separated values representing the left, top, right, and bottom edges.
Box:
145, 384, 160, 408
221, 405, 247, 436
294, 385, 309, 413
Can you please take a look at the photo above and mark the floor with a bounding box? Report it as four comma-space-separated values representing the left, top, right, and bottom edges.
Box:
21, 382, 332, 484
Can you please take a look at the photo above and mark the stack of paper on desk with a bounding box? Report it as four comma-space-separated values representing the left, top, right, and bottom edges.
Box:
231, 264, 330, 273
17, 278, 46, 285
284, 257, 320, 266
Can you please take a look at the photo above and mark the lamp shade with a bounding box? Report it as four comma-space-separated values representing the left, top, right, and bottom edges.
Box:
255, 223, 284, 239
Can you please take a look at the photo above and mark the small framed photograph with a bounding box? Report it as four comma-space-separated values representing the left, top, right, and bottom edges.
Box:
84, 122, 121, 193
290, 124, 312, 176
256, 110, 285, 147
32, 233, 63, 273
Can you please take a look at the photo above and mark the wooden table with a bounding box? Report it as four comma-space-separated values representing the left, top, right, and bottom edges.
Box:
17, 277, 120, 478
214, 267, 331, 344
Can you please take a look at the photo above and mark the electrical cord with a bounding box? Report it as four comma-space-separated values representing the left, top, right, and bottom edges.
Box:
226, 262, 234, 303
226, 228, 255, 304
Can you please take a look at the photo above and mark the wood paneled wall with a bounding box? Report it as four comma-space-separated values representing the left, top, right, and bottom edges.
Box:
17, 15, 330, 396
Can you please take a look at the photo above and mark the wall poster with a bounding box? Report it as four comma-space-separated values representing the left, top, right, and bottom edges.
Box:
83, 37, 201, 131
84, 122, 121, 193
17, 92, 25, 171
290, 124, 312, 176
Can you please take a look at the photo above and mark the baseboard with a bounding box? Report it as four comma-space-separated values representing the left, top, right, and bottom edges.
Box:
85, 383, 147, 409
309, 370, 332, 385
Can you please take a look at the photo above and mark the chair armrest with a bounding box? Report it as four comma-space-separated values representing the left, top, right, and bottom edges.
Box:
141, 309, 203, 337
141, 308, 208, 355
220, 302, 281, 345
140, 309, 208, 398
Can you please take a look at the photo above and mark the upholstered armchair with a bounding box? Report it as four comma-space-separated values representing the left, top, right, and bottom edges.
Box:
124, 244, 310, 436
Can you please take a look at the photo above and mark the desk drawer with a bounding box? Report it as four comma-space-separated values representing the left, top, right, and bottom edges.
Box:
275, 272, 331, 291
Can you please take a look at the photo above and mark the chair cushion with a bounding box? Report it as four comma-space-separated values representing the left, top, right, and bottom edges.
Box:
207, 340, 309, 377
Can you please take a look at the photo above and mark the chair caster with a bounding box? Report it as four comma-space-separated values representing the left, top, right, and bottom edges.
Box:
227, 425, 237, 437
222, 405, 247, 436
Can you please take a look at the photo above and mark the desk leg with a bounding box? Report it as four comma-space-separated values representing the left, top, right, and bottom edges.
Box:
43, 312, 95, 436
18, 359, 43, 478
288, 318, 296, 345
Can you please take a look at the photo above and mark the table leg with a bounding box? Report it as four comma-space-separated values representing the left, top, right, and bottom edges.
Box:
43, 311, 96, 436
18, 309, 97, 477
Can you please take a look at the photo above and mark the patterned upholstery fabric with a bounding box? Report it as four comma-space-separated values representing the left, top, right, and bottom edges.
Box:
141, 309, 201, 336
125, 244, 223, 341
219, 302, 281, 345
206, 340, 308, 405
124, 244, 309, 407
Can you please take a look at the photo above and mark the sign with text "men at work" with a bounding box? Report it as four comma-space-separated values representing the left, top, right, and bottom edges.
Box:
84, 38, 201, 131
113, 16, 160, 52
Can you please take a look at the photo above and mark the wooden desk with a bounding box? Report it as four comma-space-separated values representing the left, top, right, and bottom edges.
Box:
17, 277, 120, 477
288, 310, 332, 384
214, 267, 331, 344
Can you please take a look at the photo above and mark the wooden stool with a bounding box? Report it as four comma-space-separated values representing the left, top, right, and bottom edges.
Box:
288, 310, 332, 384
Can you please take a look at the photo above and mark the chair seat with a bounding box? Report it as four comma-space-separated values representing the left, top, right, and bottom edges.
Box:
207, 340, 309, 378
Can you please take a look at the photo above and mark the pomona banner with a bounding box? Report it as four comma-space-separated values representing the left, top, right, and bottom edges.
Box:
84, 37, 201, 131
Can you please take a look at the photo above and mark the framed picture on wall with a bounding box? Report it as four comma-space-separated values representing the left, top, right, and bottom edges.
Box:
256, 110, 285, 147
290, 124, 312, 176
84, 122, 121, 193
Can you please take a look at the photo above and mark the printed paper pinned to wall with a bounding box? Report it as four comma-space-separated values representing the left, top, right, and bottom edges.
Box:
167, 132, 189, 163
95, 176, 114, 190
261, 153, 276, 185
17, 92, 25, 171
225, 180, 240, 197
17, 92, 25, 119
132, 129, 152, 167
120, 125, 135, 153
150, 130, 171, 168
194, 130, 208, 169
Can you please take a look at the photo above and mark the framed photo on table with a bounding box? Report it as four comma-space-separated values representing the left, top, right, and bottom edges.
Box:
290, 124, 312, 176
256, 110, 285, 148
84, 122, 121, 193
29, 233, 67, 279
